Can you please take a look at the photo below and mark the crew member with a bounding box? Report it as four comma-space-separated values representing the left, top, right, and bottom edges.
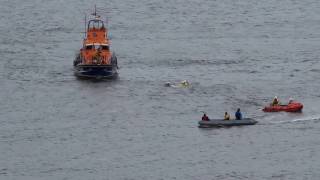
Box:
224, 112, 230, 120
288, 97, 294, 104
202, 113, 210, 121
235, 108, 242, 120
272, 96, 280, 106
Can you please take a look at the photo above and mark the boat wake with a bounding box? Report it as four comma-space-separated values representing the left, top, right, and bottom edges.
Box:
269, 115, 320, 124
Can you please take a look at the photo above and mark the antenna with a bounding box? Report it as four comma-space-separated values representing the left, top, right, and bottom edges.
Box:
84, 14, 87, 38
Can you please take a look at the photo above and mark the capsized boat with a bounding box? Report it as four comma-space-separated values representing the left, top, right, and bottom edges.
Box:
74, 7, 118, 79
198, 118, 257, 128
263, 101, 303, 112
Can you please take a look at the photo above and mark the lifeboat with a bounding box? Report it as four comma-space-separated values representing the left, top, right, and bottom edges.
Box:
74, 8, 118, 79
263, 101, 303, 112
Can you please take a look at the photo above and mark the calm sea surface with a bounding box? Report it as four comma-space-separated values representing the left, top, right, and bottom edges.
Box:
1, 0, 320, 179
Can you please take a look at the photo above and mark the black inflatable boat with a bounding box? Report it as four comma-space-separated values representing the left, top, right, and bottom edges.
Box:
198, 118, 257, 128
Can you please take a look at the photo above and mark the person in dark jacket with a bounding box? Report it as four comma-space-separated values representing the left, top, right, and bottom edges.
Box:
235, 108, 242, 120
202, 113, 210, 121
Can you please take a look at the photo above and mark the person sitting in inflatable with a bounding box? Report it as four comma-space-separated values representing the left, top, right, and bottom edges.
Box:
288, 97, 294, 104
202, 113, 210, 121
235, 108, 242, 120
272, 96, 280, 106
224, 112, 230, 120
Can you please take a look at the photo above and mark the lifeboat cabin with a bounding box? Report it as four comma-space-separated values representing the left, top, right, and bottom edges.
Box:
74, 16, 118, 78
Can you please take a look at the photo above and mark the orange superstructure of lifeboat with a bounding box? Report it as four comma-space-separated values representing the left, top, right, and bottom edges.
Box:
74, 8, 118, 78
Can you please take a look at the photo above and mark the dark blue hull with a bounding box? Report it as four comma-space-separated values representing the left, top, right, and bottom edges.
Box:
74, 65, 118, 79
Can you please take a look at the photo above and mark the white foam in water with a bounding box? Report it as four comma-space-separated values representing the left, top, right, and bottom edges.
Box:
291, 115, 320, 122
271, 115, 320, 124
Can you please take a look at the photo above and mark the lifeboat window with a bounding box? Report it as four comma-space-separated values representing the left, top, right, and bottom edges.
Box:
102, 45, 109, 50
88, 20, 105, 29
85, 45, 94, 50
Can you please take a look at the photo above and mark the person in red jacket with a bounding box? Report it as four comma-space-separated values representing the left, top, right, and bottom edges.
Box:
202, 113, 210, 121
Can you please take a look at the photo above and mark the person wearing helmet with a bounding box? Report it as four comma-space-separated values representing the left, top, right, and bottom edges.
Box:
288, 97, 294, 104
272, 96, 280, 106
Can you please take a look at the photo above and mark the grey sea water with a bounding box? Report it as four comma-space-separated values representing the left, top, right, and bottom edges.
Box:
1, 0, 320, 179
